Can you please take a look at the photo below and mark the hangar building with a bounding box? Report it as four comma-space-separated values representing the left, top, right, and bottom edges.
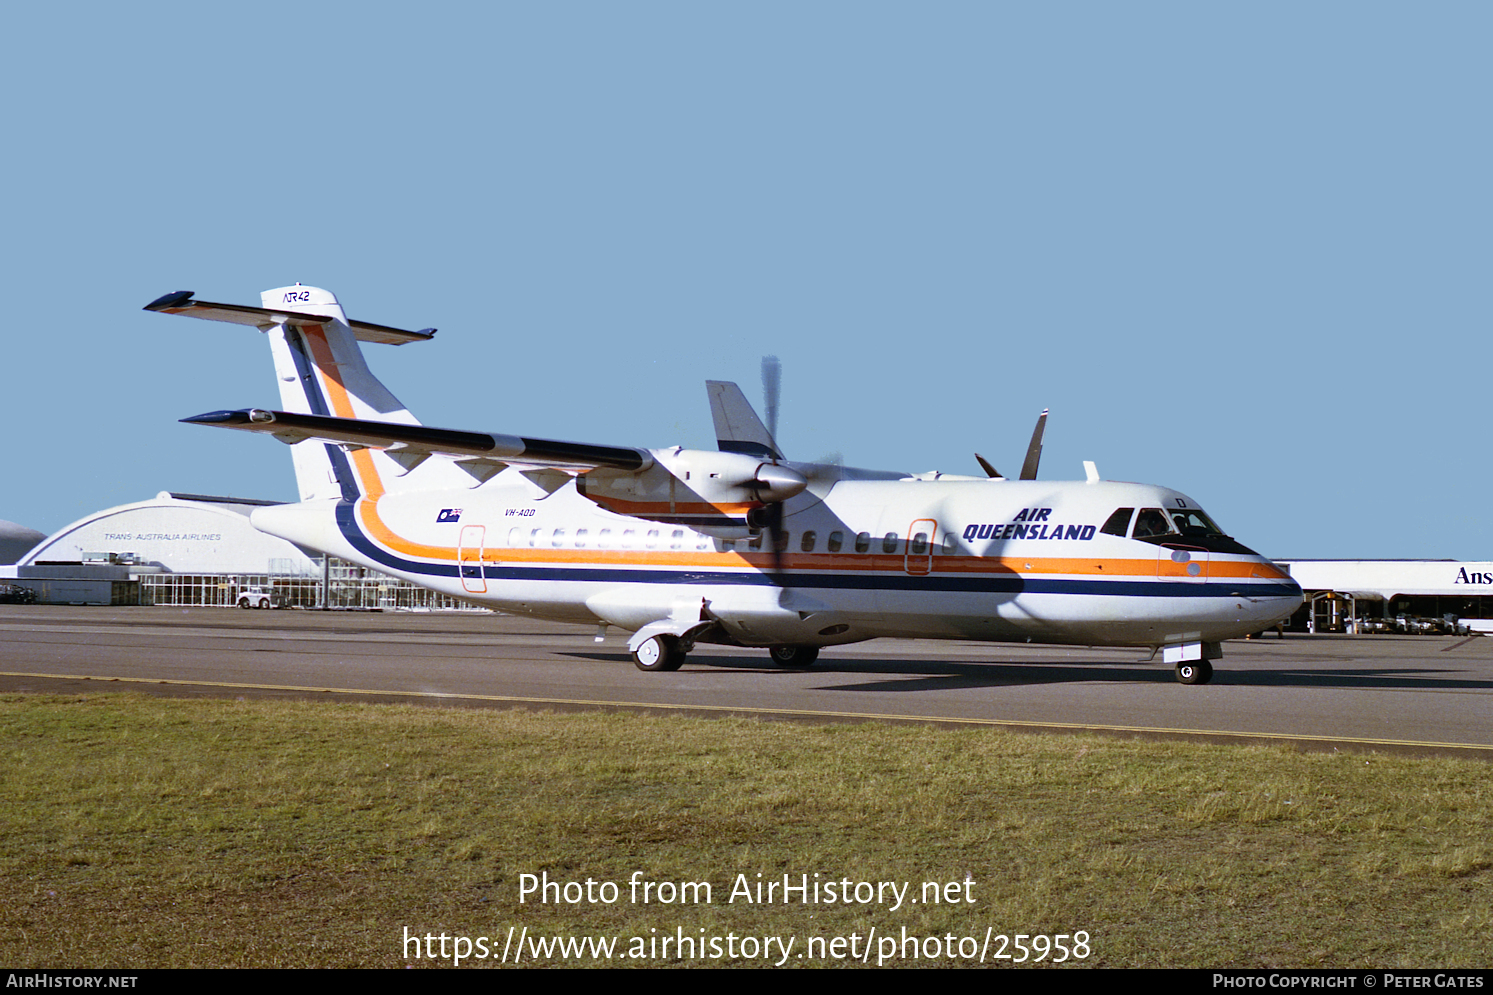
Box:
1, 492, 474, 610
0, 519, 47, 566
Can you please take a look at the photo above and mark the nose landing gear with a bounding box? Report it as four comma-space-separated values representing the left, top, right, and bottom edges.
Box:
1175, 659, 1214, 685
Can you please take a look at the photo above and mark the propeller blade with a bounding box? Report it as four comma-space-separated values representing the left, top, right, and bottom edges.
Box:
1018, 409, 1048, 481
749, 502, 789, 586
766, 502, 788, 584
761, 355, 781, 443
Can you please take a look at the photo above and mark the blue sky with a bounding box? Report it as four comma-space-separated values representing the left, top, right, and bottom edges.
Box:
3, 2, 1487, 559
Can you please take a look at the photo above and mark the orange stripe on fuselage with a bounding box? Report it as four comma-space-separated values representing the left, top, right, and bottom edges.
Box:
464, 546, 1287, 584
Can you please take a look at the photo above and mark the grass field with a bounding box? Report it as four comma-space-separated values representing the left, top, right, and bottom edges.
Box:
1, 693, 1488, 968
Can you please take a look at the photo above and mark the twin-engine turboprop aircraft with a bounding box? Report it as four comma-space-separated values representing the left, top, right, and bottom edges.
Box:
145, 285, 1302, 684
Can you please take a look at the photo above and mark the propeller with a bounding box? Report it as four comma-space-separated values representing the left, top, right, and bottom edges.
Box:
976, 409, 1048, 480
756, 355, 788, 582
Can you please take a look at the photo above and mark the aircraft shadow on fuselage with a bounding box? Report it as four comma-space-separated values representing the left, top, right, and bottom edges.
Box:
558, 652, 1493, 692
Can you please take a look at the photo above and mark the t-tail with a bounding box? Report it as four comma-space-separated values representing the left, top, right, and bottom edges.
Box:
145, 284, 438, 503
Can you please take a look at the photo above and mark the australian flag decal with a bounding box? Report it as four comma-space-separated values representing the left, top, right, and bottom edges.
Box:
436, 508, 462, 523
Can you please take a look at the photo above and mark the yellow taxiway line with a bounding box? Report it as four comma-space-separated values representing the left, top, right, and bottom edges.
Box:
4, 669, 1491, 756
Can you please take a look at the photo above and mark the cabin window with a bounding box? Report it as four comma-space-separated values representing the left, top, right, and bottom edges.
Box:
910, 532, 928, 555
645, 529, 660, 549
943, 532, 958, 554
574, 528, 588, 548
773, 530, 791, 553
746, 534, 763, 550
529, 528, 542, 547
670, 529, 685, 550
1100, 508, 1134, 537
551, 529, 566, 548
1132, 509, 1174, 539
621, 529, 636, 549
882, 532, 899, 554
697, 536, 710, 551
800, 531, 817, 552
597, 528, 611, 549
854, 532, 871, 553
508, 528, 522, 547
827, 531, 844, 552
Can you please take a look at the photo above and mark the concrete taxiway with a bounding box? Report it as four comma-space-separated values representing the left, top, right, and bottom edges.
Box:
1, 606, 1489, 757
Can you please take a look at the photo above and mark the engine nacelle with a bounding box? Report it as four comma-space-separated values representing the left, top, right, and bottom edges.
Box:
576, 448, 806, 532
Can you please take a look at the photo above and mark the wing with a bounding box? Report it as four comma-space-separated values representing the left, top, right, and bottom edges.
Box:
182, 408, 653, 473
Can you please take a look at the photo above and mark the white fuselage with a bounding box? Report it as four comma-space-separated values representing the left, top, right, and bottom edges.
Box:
146, 283, 1301, 667
251, 454, 1302, 652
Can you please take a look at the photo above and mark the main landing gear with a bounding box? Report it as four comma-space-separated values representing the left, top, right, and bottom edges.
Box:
768, 645, 819, 668
632, 634, 687, 672
631, 639, 822, 672
1175, 659, 1213, 685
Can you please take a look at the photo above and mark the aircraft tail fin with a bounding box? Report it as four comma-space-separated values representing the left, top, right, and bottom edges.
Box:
147, 285, 437, 502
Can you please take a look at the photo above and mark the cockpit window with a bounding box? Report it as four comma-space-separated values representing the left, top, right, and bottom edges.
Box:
1132, 509, 1174, 538
1129, 504, 1260, 555
1100, 508, 1134, 537
1171, 509, 1226, 537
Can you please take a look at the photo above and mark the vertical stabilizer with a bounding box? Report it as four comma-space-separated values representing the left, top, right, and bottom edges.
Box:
258, 285, 420, 502
260, 285, 418, 424
146, 285, 450, 502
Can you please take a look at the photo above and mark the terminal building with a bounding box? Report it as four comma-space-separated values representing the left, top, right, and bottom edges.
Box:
1275, 559, 1493, 634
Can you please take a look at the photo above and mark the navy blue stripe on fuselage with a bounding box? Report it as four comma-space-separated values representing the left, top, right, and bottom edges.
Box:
328, 511, 1300, 600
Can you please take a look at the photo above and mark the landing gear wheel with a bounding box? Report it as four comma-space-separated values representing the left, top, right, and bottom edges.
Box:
633, 634, 685, 672
1175, 659, 1214, 685
768, 645, 820, 668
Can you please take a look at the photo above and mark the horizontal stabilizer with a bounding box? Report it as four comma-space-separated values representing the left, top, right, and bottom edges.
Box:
182, 409, 653, 472
144, 291, 436, 345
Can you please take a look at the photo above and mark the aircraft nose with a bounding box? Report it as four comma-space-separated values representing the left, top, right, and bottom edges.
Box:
1244, 577, 1304, 626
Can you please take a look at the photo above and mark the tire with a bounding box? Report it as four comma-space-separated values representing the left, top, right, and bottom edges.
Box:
238, 598, 251, 609
1176, 659, 1213, 685
633, 634, 685, 672
768, 645, 820, 668
257, 598, 270, 610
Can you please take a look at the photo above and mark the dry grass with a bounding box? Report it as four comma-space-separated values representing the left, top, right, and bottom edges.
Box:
0, 694, 1488, 967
